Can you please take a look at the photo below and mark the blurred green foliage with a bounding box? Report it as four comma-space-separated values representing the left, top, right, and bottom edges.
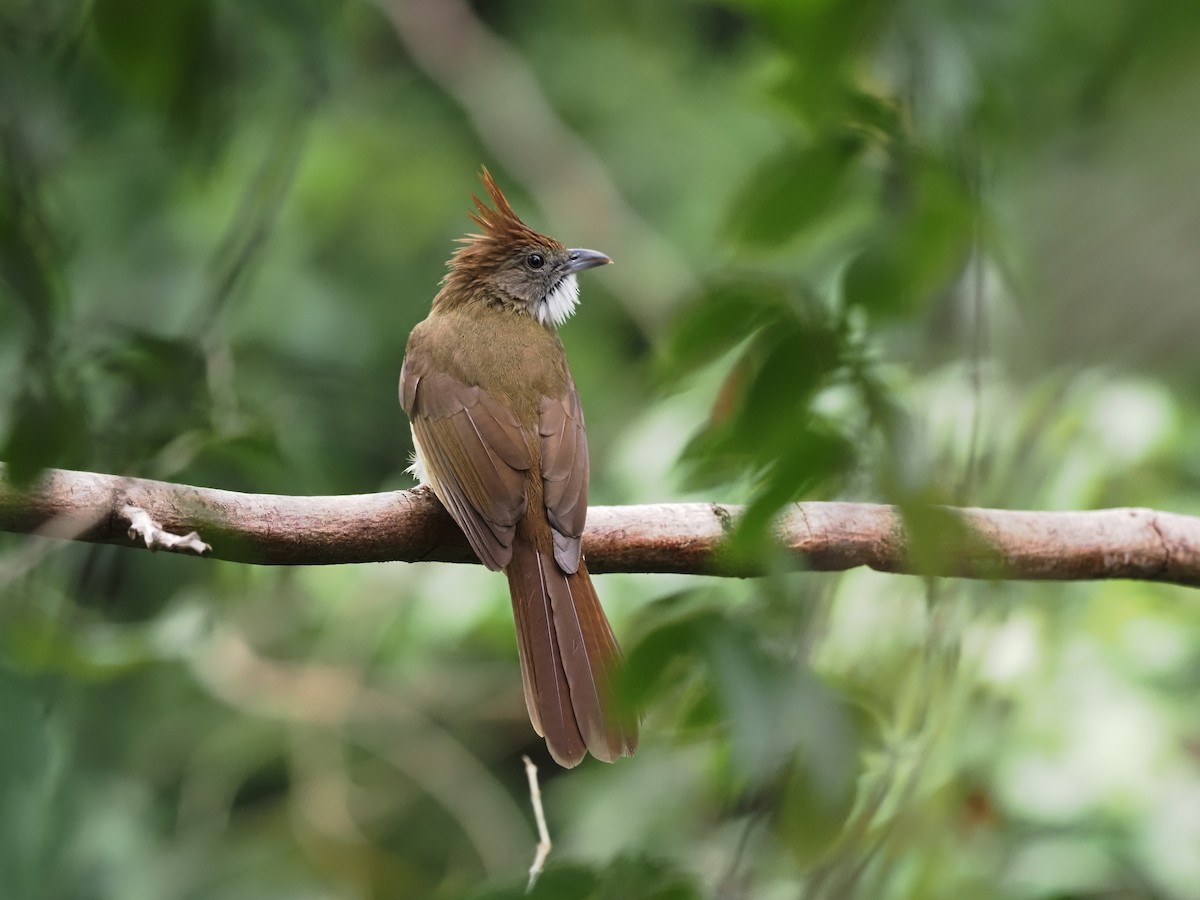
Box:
3, 0, 1200, 897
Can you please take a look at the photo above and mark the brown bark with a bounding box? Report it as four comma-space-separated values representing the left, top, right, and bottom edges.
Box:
1, 465, 1198, 587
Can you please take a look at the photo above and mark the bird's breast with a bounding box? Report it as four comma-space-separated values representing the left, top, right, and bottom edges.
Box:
407, 303, 574, 420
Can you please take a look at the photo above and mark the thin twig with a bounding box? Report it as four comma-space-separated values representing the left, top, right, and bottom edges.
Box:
186, 626, 532, 874
716, 811, 765, 898
960, 147, 988, 503
521, 755, 552, 892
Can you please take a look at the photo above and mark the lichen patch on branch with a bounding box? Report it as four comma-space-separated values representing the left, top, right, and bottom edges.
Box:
122, 504, 212, 556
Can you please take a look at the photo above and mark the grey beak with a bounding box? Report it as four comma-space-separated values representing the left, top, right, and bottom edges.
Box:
566, 248, 612, 273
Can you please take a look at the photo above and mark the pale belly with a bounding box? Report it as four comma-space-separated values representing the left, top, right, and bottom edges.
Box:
406, 425, 432, 486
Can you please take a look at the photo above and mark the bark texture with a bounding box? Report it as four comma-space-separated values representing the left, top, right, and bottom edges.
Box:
2, 466, 1198, 586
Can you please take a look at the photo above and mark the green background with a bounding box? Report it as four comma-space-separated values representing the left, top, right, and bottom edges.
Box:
3, 0, 1200, 897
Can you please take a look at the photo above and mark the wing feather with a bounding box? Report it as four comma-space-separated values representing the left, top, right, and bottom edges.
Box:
401, 354, 533, 571
538, 391, 589, 573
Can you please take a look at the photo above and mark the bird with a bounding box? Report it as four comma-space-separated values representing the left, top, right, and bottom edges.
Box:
399, 168, 638, 767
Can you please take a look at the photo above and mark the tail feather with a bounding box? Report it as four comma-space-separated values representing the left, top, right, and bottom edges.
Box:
506, 541, 637, 767
507, 542, 586, 766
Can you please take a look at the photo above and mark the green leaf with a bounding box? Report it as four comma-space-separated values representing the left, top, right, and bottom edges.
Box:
844, 153, 974, 318
0, 667, 51, 788
620, 605, 723, 709
776, 745, 859, 866
737, 0, 892, 123
0, 142, 66, 340
682, 612, 861, 790
592, 855, 702, 900
474, 855, 701, 900
677, 295, 854, 528
897, 499, 1005, 581
737, 316, 841, 437
725, 422, 855, 559
662, 279, 787, 378
727, 135, 865, 250
90, 0, 226, 152
1, 367, 87, 486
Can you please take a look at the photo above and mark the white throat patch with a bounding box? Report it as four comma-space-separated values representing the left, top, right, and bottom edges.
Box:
536, 273, 580, 327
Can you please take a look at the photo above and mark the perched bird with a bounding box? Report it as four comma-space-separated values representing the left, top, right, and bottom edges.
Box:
399, 169, 637, 767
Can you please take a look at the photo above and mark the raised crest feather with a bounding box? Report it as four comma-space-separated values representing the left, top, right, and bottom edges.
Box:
448, 168, 564, 278
470, 167, 522, 233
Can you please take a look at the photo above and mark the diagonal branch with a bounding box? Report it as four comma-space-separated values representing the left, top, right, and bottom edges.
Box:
1, 465, 1199, 587
377, 0, 696, 331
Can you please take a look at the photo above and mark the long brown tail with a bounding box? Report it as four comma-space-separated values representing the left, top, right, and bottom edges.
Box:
505, 537, 638, 767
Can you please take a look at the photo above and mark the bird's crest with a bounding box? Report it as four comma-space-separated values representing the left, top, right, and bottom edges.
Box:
448, 168, 563, 275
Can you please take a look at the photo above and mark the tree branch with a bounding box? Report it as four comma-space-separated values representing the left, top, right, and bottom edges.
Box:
1, 465, 1198, 586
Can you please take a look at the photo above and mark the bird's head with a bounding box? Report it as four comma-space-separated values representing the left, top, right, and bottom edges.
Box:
441, 168, 611, 327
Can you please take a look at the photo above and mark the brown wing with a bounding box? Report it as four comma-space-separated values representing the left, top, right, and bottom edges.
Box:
400, 354, 533, 571
538, 388, 589, 573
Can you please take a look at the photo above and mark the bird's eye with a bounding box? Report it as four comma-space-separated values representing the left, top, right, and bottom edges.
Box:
526, 253, 545, 270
